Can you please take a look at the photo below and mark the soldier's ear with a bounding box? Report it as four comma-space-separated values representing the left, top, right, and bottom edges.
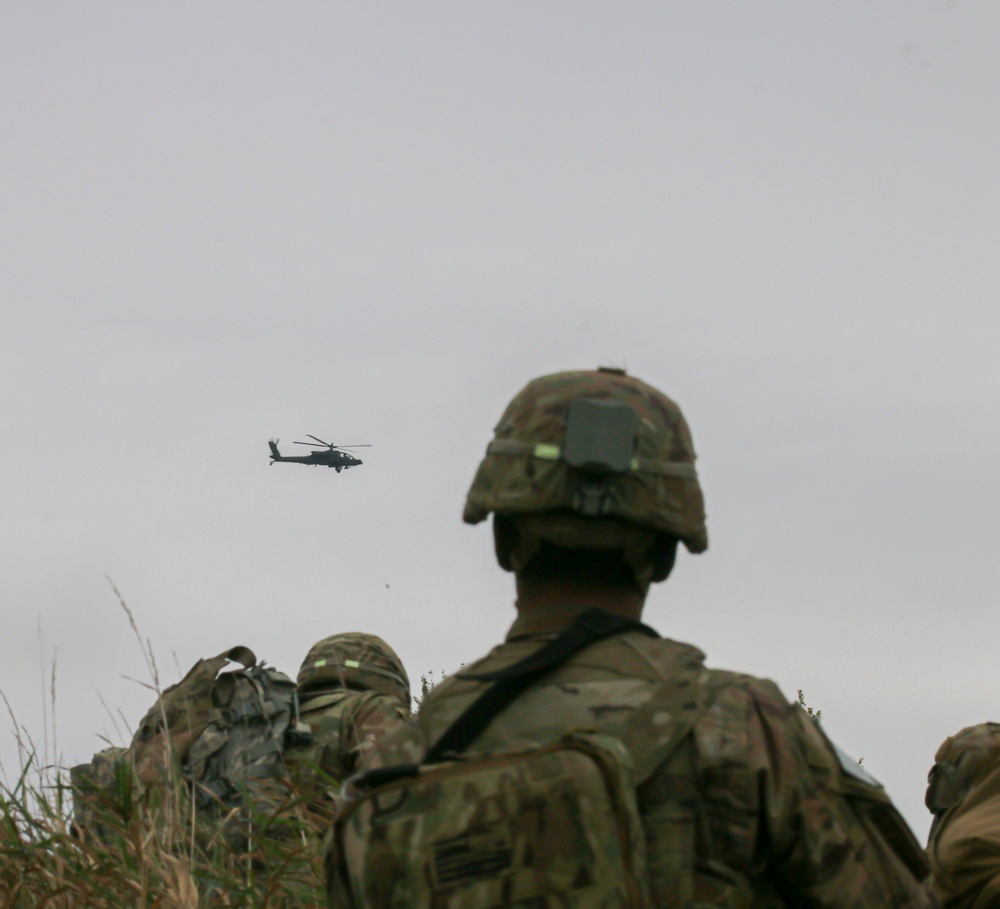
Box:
649, 535, 679, 583
493, 514, 518, 572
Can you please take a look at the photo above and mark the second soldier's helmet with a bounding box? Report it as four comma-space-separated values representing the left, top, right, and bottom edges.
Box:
463, 368, 707, 582
297, 632, 410, 710
927, 723, 1000, 816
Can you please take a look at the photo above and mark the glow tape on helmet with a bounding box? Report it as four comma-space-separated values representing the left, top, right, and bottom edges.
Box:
305, 658, 408, 690
486, 439, 698, 479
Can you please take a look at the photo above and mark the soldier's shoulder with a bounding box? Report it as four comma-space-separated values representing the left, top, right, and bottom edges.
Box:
621, 636, 795, 711
697, 672, 887, 794
356, 711, 424, 769
696, 668, 830, 752
687, 666, 823, 766
343, 688, 411, 727
606, 631, 707, 677
709, 670, 791, 711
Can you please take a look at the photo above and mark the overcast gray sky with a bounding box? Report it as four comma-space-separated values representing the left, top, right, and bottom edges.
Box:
2, 2, 997, 839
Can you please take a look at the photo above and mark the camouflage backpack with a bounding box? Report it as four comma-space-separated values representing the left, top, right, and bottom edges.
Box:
328, 610, 715, 909
128, 646, 311, 828
69, 745, 133, 842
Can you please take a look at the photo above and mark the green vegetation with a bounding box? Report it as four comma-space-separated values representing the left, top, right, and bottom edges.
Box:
413, 669, 445, 711
796, 689, 822, 721
796, 690, 864, 766
1, 583, 329, 907
0, 754, 327, 908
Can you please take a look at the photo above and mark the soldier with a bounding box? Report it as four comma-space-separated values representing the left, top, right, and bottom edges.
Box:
286, 632, 410, 820
327, 367, 935, 907
926, 723, 1000, 908
70, 636, 409, 847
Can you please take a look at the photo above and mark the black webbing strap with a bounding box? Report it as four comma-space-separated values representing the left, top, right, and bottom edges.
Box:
422, 608, 658, 764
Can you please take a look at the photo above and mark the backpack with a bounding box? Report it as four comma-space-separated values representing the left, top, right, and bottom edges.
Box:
128, 646, 312, 828
329, 610, 715, 909
69, 745, 133, 842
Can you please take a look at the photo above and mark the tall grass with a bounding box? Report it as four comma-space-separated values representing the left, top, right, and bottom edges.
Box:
0, 750, 328, 907
0, 582, 328, 907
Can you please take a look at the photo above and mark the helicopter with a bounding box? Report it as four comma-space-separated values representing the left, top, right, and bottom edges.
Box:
268, 436, 370, 472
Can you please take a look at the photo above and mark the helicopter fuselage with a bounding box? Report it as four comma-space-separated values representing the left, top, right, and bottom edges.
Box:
268, 440, 362, 471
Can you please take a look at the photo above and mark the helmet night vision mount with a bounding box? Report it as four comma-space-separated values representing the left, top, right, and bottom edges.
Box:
464, 368, 707, 556
562, 397, 639, 516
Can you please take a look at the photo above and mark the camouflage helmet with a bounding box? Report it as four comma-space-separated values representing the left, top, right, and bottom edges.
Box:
297, 633, 410, 710
464, 368, 707, 556
926, 723, 1000, 815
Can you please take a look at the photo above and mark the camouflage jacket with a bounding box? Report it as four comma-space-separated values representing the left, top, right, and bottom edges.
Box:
328, 607, 935, 908
926, 724, 1000, 908
285, 686, 409, 800
928, 787, 1000, 909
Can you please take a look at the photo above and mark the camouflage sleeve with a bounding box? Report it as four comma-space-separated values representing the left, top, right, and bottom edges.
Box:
927, 774, 1000, 909
336, 693, 411, 778
324, 701, 413, 909
325, 825, 355, 909
930, 865, 1000, 909
696, 677, 937, 907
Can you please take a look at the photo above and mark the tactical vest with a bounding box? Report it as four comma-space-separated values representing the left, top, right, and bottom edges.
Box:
329, 610, 736, 908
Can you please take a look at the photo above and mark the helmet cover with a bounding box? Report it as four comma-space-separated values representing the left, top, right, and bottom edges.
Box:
297, 632, 410, 710
464, 368, 707, 554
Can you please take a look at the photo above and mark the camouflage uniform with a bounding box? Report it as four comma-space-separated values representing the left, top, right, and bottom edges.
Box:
926, 723, 1000, 908
326, 368, 935, 908
286, 633, 410, 817
334, 607, 933, 907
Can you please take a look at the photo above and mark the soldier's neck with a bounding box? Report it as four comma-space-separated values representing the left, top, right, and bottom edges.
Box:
514, 575, 644, 623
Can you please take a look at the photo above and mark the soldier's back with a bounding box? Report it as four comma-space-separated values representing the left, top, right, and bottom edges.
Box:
361, 628, 932, 908
286, 686, 409, 811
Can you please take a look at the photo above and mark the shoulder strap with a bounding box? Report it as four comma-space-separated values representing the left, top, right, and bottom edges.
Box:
355, 609, 656, 791
424, 609, 658, 763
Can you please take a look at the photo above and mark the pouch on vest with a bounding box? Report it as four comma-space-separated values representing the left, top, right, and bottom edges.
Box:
336, 732, 650, 908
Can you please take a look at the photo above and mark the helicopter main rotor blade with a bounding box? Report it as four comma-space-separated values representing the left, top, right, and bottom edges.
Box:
293, 440, 330, 448
330, 445, 372, 450
305, 434, 332, 447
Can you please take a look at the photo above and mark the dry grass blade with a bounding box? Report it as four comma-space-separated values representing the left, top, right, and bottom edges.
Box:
2, 586, 330, 907
0, 757, 329, 908
160, 854, 199, 909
